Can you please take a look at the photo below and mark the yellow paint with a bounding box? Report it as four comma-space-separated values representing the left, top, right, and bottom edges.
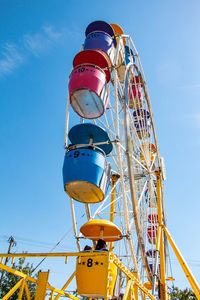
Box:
65, 181, 104, 203
140, 143, 156, 162
133, 282, 139, 300
0, 251, 159, 300
54, 271, 76, 300
110, 175, 120, 223
110, 174, 120, 250
76, 252, 117, 298
123, 280, 132, 300
80, 219, 122, 242
110, 23, 125, 45
143, 281, 152, 290
17, 279, 25, 300
24, 282, 31, 300
0, 251, 108, 258
0, 261, 77, 300
2, 279, 23, 300
166, 277, 175, 281
111, 254, 156, 300
34, 271, 49, 300
156, 175, 168, 300
0, 262, 36, 283
163, 225, 200, 300
2, 245, 199, 300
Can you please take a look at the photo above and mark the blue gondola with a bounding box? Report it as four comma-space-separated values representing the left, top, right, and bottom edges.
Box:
124, 45, 134, 65
63, 123, 112, 203
84, 21, 116, 64
133, 109, 151, 139
146, 249, 157, 258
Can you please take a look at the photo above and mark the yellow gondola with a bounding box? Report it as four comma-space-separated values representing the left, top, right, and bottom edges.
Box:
80, 219, 122, 242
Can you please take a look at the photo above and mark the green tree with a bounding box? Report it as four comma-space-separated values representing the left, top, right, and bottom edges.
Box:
0, 257, 36, 299
170, 286, 197, 299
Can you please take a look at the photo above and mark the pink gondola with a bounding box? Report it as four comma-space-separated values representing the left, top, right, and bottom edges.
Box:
129, 75, 144, 109
73, 49, 111, 82
69, 50, 111, 119
69, 65, 108, 119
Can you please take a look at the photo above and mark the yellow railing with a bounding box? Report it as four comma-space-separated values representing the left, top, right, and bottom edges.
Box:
0, 243, 200, 300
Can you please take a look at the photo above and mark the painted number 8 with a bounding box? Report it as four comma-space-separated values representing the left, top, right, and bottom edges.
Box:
87, 258, 93, 267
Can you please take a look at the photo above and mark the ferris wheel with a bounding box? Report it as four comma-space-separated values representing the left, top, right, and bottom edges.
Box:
63, 20, 168, 299
1, 19, 200, 300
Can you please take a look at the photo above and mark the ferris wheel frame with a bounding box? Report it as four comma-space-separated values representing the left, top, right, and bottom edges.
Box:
63, 33, 168, 298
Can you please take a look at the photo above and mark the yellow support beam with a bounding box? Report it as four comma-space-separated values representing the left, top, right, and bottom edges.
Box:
0, 262, 37, 283
111, 254, 156, 300
123, 279, 132, 300
49, 290, 55, 300
0, 252, 156, 300
24, 282, 32, 300
156, 175, 168, 300
163, 225, 200, 300
0, 251, 108, 258
110, 174, 120, 251
2, 278, 23, 300
159, 230, 167, 299
110, 174, 120, 223
54, 271, 76, 300
141, 292, 146, 300
34, 271, 49, 300
17, 279, 25, 300
134, 277, 139, 300
155, 225, 162, 251
0, 262, 78, 300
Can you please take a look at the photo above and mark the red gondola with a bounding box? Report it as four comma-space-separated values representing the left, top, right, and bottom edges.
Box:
148, 213, 158, 224
147, 225, 158, 244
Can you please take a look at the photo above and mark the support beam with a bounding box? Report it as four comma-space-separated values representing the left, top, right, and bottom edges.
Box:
123, 279, 132, 300
110, 174, 120, 251
70, 198, 81, 251
2, 279, 23, 300
24, 282, 31, 300
17, 279, 25, 300
49, 290, 55, 300
133, 279, 138, 300
34, 271, 49, 300
163, 225, 200, 300
0, 251, 108, 258
111, 254, 156, 300
152, 225, 162, 295
54, 271, 76, 300
0, 262, 36, 284
110, 174, 120, 223
156, 175, 168, 300
0, 262, 78, 300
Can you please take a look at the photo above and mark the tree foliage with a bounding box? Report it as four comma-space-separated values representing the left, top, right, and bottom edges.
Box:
170, 286, 197, 299
0, 257, 36, 299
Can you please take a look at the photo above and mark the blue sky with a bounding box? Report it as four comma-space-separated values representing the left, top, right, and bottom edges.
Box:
1, 0, 200, 291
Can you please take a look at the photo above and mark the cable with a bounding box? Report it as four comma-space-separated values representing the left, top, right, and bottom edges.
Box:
31, 227, 73, 274
0, 235, 63, 247
31, 210, 87, 274
166, 242, 175, 289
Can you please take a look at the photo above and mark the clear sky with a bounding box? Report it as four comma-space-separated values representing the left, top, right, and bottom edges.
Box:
1, 0, 200, 292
